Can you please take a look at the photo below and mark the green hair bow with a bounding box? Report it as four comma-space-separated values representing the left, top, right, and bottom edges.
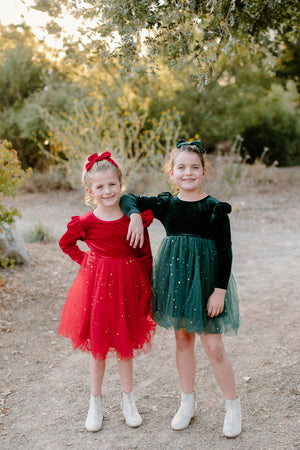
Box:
176, 139, 205, 154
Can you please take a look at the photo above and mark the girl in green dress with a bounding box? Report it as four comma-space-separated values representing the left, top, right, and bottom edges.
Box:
120, 139, 242, 438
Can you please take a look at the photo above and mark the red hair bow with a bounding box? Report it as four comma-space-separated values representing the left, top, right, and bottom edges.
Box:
85, 151, 118, 172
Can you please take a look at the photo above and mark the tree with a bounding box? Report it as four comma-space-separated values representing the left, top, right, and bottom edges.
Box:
0, 25, 50, 109
275, 37, 300, 92
0, 24, 90, 168
31, 0, 300, 88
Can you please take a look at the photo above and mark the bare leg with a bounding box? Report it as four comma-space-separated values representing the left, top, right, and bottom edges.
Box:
174, 329, 196, 394
118, 359, 142, 427
171, 329, 196, 430
89, 355, 106, 396
86, 356, 105, 432
200, 333, 237, 400
117, 359, 133, 394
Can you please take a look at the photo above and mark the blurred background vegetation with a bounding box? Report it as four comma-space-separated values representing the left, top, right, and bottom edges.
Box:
0, 1, 299, 198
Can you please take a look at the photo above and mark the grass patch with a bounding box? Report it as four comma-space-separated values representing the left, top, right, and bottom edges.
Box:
203, 138, 278, 198
25, 223, 53, 243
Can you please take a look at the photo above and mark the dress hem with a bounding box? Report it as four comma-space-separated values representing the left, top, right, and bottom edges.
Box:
59, 328, 156, 361
153, 316, 240, 337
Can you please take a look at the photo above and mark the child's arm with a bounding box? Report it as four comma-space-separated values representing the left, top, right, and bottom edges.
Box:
207, 202, 232, 317
210, 203, 232, 290
121, 192, 170, 248
121, 194, 149, 248
120, 193, 153, 215
126, 213, 145, 248
59, 216, 86, 264
215, 215, 232, 290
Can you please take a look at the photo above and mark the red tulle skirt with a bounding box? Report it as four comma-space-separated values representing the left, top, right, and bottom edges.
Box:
58, 251, 156, 360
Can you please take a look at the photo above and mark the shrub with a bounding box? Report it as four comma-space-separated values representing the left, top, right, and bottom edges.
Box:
240, 82, 300, 166
241, 112, 300, 166
42, 97, 182, 191
0, 140, 31, 231
25, 222, 53, 243
204, 136, 279, 197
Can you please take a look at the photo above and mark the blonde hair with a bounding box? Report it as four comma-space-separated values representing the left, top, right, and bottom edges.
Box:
82, 155, 123, 207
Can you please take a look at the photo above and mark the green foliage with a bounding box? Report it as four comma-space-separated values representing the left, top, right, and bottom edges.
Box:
0, 25, 50, 116
0, 140, 31, 230
241, 82, 300, 166
0, 29, 49, 168
1, 17, 299, 177
32, 0, 300, 87
25, 222, 53, 243
143, 54, 300, 166
43, 94, 182, 190
0, 46, 47, 108
145, 57, 258, 145
0, 257, 15, 269
0, 25, 90, 169
17, 78, 90, 169
275, 37, 300, 92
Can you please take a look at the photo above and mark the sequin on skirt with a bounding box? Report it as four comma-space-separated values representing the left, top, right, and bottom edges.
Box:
152, 235, 240, 335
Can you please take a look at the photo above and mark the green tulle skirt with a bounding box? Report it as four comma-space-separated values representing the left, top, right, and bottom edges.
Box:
152, 235, 240, 335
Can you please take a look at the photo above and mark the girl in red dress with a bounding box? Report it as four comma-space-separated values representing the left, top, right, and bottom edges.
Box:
58, 151, 156, 432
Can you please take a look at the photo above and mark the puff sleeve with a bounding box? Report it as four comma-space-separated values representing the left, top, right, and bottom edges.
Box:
59, 216, 87, 264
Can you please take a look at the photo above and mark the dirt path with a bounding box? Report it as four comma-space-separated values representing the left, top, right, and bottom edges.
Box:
1, 168, 300, 449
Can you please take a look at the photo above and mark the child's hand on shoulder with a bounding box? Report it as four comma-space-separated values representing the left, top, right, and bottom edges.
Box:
127, 213, 144, 248
206, 288, 225, 318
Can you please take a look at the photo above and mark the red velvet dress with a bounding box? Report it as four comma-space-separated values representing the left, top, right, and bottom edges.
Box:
58, 210, 156, 361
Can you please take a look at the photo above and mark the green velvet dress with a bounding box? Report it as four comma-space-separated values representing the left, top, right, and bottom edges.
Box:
120, 192, 240, 335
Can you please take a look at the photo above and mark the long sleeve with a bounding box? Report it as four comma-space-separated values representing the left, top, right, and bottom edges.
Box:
120, 193, 171, 221
135, 210, 154, 279
137, 229, 153, 279
59, 216, 87, 264
210, 203, 232, 289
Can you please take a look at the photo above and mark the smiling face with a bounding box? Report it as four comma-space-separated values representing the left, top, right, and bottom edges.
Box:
86, 169, 122, 210
170, 150, 206, 195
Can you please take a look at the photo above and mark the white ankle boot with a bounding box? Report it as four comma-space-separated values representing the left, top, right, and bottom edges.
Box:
223, 397, 242, 437
121, 392, 142, 427
85, 394, 103, 432
171, 392, 195, 430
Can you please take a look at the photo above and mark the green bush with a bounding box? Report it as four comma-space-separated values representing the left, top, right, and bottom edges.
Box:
43, 96, 182, 191
0, 32, 90, 169
0, 140, 31, 231
25, 222, 53, 243
242, 114, 300, 166
241, 83, 300, 166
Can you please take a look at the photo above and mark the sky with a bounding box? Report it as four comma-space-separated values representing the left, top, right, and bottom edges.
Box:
0, 0, 81, 49
0, 0, 141, 55
0, 0, 31, 25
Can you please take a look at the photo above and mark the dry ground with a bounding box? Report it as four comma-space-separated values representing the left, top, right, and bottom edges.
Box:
0, 167, 299, 449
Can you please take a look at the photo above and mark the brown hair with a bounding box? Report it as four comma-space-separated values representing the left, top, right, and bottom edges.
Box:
165, 143, 206, 174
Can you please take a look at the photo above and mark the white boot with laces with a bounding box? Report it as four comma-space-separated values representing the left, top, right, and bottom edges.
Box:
85, 394, 103, 432
121, 392, 142, 427
223, 397, 242, 438
171, 392, 196, 431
